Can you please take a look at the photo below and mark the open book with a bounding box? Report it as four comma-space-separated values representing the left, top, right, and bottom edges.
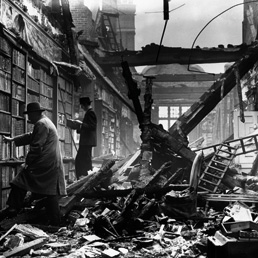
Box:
66, 118, 81, 130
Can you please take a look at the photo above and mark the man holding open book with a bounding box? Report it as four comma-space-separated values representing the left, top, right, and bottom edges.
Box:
67, 97, 97, 180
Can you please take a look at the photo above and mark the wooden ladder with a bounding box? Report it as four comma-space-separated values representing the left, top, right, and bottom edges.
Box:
198, 144, 237, 193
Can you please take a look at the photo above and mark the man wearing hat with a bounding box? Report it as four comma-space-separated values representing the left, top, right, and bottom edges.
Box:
2, 102, 67, 225
68, 97, 97, 179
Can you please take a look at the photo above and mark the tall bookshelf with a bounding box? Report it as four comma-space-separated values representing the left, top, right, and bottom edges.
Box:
27, 61, 53, 122
0, 36, 26, 209
0, 32, 76, 207
95, 99, 117, 157
58, 76, 74, 179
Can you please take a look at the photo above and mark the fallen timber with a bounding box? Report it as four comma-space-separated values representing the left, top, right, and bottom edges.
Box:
121, 60, 196, 163
59, 159, 116, 216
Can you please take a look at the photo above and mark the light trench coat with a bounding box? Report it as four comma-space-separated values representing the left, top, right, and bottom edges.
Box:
11, 115, 67, 196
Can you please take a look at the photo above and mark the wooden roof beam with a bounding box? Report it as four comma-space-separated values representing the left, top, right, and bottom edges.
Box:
95, 43, 250, 67
152, 73, 222, 82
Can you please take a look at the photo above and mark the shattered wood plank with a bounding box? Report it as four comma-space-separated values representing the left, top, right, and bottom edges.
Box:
151, 123, 196, 162
59, 159, 116, 216
115, 150, 141, 177
76, 159, 116, 194
112, 189, 140, 231
0, 224, 17, 242
146, 161, 174, 188
66, 173, 95, 196
79, 183, 190, 199
15, 224, 49, 239
164, 168, 186, 187
3, 238, 47, 257
137, 198, 156, 219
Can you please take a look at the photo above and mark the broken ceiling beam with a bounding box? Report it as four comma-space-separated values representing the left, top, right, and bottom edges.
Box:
95, 43, 249, 66
169, 42, 258, 137
121, 61, 196, 162
151, 123, 196, 162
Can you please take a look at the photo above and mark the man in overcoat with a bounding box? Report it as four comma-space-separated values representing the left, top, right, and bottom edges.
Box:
2, 102, 67, 225
74, 97, 97, 179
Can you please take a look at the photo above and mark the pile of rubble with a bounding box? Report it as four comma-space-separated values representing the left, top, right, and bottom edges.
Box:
0, 151, 258, 258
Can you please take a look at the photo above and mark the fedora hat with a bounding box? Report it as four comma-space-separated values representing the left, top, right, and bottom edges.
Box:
23, 102, 45, 114
80, 97, 92, 105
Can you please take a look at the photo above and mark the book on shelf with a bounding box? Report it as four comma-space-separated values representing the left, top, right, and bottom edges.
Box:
0, 135, 11, 160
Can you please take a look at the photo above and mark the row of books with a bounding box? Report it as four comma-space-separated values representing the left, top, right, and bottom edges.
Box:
27, 78, 53, 99
33, 68, 54, 86
58, 100, 72, 115
13, 146, 25, 159
40, 95, 53, 109
27, 92, 40, 103
0, 70, 11, 93
0, 92, 10, 112
12, 66, 25, 84
40, 82, 53, 98
0, 37, 11, 55
12, 83, 25, 101
12, 99, 24, 117
1, 166, 15, 188
27, 76, 40, 92
58, 89, 72, 104
60, 79, 73, 93
12, 118, 25, 136
0, 55, 11, 72
13, 49, 25, 69
0, 135, 11, 160
0, 113, 11, 133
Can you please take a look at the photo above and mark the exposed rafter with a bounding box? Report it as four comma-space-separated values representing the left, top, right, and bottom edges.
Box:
94, 43, 250, 67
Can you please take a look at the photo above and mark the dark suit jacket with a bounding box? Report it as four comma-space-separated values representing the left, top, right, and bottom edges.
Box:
77, 108, 97, 146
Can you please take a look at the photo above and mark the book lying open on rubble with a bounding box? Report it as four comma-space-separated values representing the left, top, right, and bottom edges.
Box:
66, 118, 81, 130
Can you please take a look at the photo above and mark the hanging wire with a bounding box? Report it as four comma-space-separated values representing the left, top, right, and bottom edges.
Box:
155, 3, 185, 64
156, 19, 168, 64
145, 4, 185, 14
187, 1, 258, 74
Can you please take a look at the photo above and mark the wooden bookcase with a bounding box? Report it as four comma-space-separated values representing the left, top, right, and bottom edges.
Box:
0, 34, 76, 208
0, 35, 26, 208
94, 99, 119, 157
58, 76, 74, 179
